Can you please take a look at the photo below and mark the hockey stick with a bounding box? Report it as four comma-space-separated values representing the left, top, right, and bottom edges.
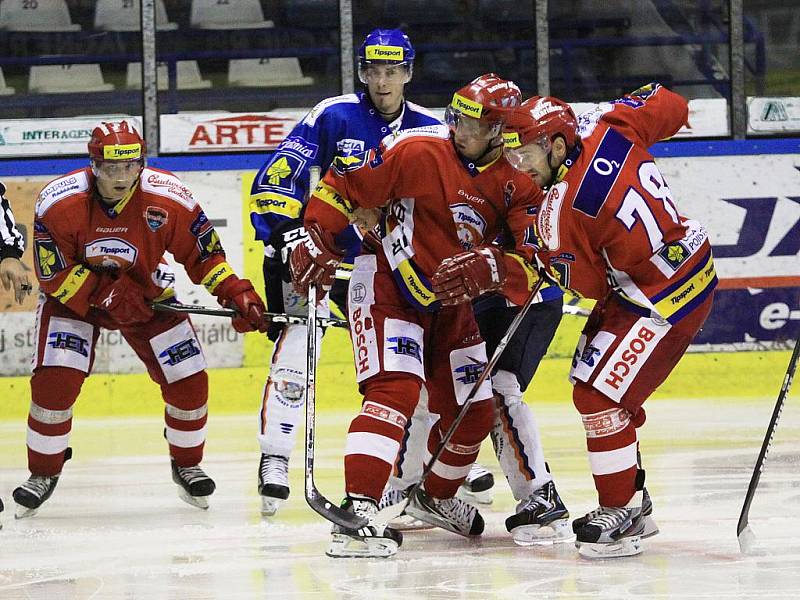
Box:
375, 275, 549, 524
737, 335, 800, 554
562, 303, 591, 317
151, 301, 349, 329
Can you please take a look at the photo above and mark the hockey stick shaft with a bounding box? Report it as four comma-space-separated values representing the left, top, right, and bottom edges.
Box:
377, 275, 548, 522
151, 301, 348, 329
737, 336, 800, 545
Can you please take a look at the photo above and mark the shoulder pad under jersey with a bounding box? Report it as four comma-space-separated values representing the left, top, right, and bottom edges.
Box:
302, 93, 360, 128
576, 103, 614, 140
36, 170, 90, 217
381, 124, 449, 150
404, 100, 441, 122
140, 167, 197, 210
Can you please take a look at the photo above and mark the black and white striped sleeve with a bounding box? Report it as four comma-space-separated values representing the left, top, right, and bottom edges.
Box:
1, 181, 25, 260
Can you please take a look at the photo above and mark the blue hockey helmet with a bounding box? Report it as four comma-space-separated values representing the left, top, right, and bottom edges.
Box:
358, 28, 415, 84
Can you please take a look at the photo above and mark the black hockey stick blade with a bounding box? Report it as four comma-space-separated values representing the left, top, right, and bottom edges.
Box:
737, 336, 800, 554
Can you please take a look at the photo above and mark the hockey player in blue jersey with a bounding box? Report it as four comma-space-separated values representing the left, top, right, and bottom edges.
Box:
249, 28, 442, 516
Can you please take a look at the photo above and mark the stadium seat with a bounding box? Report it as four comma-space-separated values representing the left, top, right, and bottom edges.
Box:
0, 67, 15, 95
190, 0, 273, 29
282, 0, 337, 29
28, 64, 114, 93
126, 61, 212, 90
0, 0, 80, 31
421, 51, 497, 85
228, 58, 313, 87
94, 0, 178, 32
477, 0, 533, 25
383, 0, 464, 26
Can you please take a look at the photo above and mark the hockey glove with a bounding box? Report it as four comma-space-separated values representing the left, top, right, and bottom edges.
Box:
268, 219, 309, 283
289, 222, 345, 295
431, 246, 507, 306
90, 272, 154, 326
215, 276, 269, 333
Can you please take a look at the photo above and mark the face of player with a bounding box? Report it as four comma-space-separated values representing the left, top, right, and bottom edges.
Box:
93, 160, 143, 204
504, 136, 566, 189
363, 64, 407, 117
452, 115, 501, 162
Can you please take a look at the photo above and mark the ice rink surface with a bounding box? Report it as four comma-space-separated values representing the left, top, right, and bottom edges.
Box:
1, 397, 799, 599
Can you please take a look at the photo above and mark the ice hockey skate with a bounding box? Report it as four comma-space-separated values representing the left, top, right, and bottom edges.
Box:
171, 460, 215, 510
13, 474, 61, 519
258, 454, 290, 516
455, 463, 495, 505
505, 480, 574, 546
573, 488, 658, 558
326, 497, 403, 558
0, 496, 4, 529
405, 488, 485, 537
377, 486, 432, 531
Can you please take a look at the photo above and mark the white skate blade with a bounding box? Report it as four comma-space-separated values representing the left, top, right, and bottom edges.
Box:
388, 513, 434, 531
577, 535, 642, 558
260, 497, 282, 517
641, 515, 659, 539
510, 518, 575, 546
15, 504, 39, 519
177, 489, 209, 510
325, 533, 399, 558
456, 486, 493, 506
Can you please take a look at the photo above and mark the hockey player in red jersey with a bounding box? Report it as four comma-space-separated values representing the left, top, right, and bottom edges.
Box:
13, 121, 268, 517
503, 84, 717, 558
290, 74, 544, 557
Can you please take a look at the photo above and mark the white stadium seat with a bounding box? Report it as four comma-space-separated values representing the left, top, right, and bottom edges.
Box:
94, 0, 178, 32
190, 0, 273, 29
0, 0, 80, 32
126, 61, 212, 90
28, 64, 114, 94
228, 58, 313, 87
0, 67, 15, 95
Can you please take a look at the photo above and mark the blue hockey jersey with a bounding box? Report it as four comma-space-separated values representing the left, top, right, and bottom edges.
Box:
249, 92, 441, 247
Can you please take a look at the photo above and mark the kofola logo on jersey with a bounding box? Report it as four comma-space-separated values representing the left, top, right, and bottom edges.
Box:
188, 114, 296, 149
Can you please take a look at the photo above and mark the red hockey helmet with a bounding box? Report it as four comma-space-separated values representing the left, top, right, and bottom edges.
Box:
502, 96, 578, 151
88, 120, 146, 162
445, 73, 522, 139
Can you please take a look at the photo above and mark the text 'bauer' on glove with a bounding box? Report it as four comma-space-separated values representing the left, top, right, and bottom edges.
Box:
430, 246, 507, 306
214, 276, 270, 334
89, 272, 154, 326
289, 222, 345, 296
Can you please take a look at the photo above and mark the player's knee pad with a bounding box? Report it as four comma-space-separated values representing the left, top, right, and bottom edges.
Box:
573, 382, 646, 429
30, 367, 84, 410
448, 396, 495, 447
492, 369, 523, 408
361, 374, 422, 419
162, 370, 208, 410
574, 382, 639, 440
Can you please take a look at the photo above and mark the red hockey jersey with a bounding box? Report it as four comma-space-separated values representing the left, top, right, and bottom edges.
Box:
33, 166, 236, 316
304, 125, 543, 310
537, 84, 717, 324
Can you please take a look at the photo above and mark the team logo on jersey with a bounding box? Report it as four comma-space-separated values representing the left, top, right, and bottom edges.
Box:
158, 339, 202, 367
450, 203, 487, 251
386, 336, 422, 362
336, 138, 365, 156
657, 241, 689, 272
279, 135, 318, 159
47, 330, 89, 357
454, 357, 486, 384
190, 210, 209, 236
350, 282, 367, 304
331, 152, 368, 176
35, 238, 66, 280
197, 228, 224, 260
84, 238, 138, 272
611, 96, 645, 109
578, 344, 602, 367
144, 206, 168, 231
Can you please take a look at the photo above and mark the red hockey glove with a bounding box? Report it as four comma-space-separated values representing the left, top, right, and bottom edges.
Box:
289, 222, 345, 295
431, 246, 507, 306
90, 273, 154, 326
215, 276, 269, 334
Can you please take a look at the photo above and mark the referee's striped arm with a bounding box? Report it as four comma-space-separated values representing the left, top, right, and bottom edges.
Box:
0, 181, 25, 260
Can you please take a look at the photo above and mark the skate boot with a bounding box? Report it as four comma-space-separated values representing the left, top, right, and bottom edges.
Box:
13, 474, 61, 519
405, 488, 485, 537
258, 454, 290, 517
171, 460, 216, 510
326, 496, 403, 558
13, 446, 71, 519
573, 487, 659, 539
0, 496, 4, 529
456, 463, 494, 505
377, 486, 432, 531
573, 489, 652, 558
505, 480, 574, 546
